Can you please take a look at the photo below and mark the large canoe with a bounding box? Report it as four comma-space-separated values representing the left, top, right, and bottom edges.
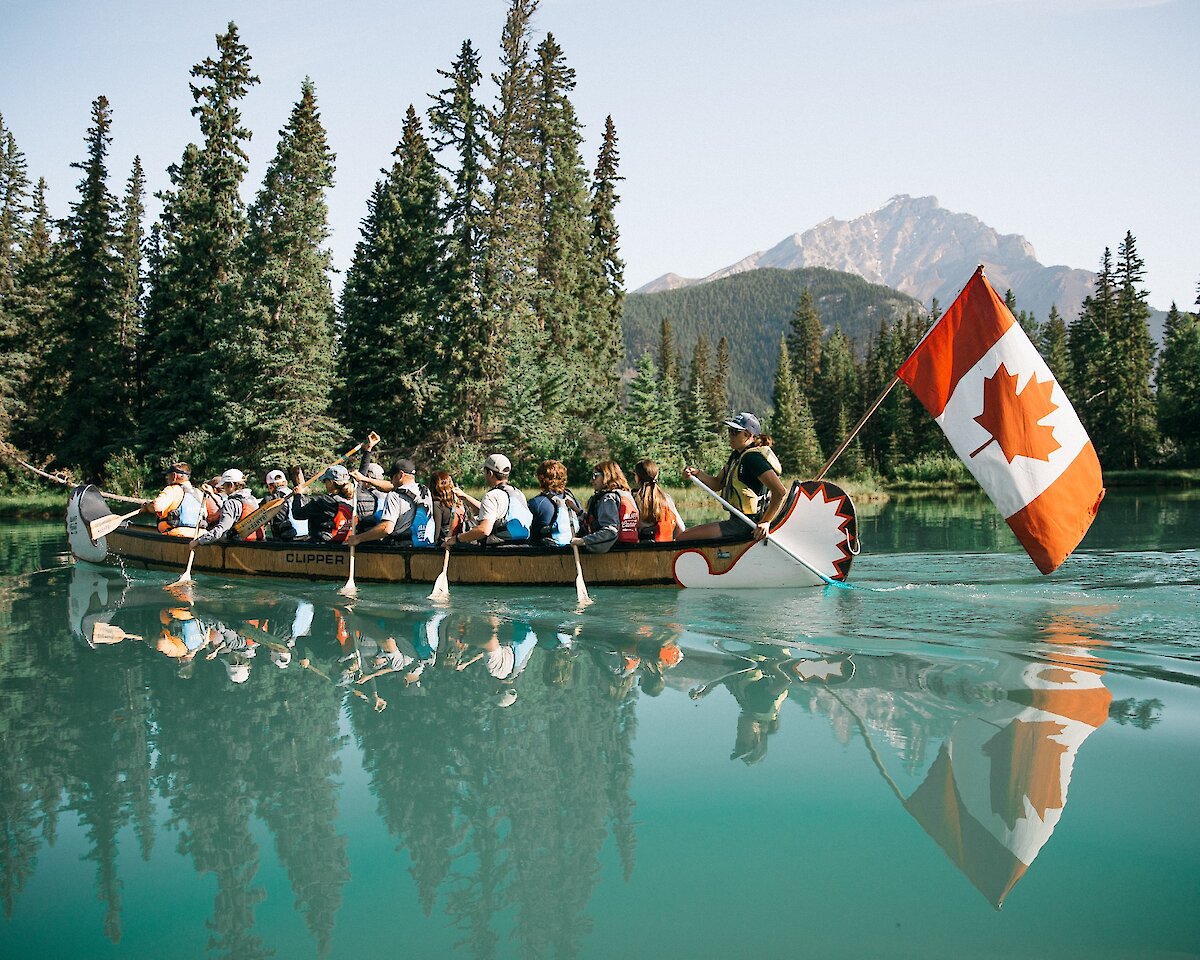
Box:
66, 480, 859, 589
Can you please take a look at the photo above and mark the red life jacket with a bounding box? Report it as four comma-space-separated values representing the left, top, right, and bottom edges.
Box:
330, 498, 354, 543
232, 492, 265, 542
616, 491, 640, 543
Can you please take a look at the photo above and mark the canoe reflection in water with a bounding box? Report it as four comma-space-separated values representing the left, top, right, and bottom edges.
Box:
46, 565, 1114, 954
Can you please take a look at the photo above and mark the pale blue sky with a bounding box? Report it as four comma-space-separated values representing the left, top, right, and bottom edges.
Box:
2, 0, 1196, 309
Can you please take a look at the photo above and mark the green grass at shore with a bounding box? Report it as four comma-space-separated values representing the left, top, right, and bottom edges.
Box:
0, 492, 66, 519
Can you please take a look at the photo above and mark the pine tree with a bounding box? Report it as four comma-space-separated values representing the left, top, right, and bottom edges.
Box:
658, 315, 679, 397
237, 79, 344, 467
1106, 232, 1158, 468
115, 157, 145, 423
6, 180, 60, 454
770, 336, 821, 478
1156, 291, 1200, 465
480, 0, 543, 434
51, 95, 127, 472
586, 115, 625, 405
142, 22, 259, 462
812, 327, 860, 462
428, 39, 490, 435
1068, 248, 1115, 439
787, 288, 822, 393
340, 107, 449, 450
0, 113, 32, 446
1039, 304, 1071, 392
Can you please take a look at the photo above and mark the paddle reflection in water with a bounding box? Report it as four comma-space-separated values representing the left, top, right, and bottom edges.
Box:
0, 564, 1150, 957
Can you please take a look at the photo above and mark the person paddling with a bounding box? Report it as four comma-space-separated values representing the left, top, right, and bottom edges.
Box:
445, 454, 531, 547
290, 465, 356, 543
346, 459, 434, 547
571, 461, 639, 554
263, 469, 308, 540
197, 469, 264, 542
140, 462, 205, 538
680, 412, 786, 542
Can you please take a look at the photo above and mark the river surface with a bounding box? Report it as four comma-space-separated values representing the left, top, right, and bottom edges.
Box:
0, 490, 1197, 960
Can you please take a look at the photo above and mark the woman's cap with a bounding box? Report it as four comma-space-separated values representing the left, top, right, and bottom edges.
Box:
321, 464, 351, 483
723, 412, 762, 436
483, 453, 512, 475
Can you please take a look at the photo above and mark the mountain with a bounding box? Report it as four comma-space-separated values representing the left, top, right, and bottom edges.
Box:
636, 194, 1096, 324
622, 267, 924, 412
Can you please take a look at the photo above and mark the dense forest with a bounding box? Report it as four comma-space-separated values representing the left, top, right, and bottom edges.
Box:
0, 0, 1197, 493
622, 267, 923, 411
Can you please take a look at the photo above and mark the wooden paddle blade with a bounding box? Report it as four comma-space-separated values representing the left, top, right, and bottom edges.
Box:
234, 496, 286, 537
428, 573, 449, 602
338, 549, 357, 596
91, 623, 139, 644
571, 544, 591, 606
88, 508, 140, 540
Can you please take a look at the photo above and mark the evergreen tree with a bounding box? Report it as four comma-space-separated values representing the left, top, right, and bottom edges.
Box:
1039, 304, 1071, 392
6, 181, 60, 455
428, 40, 490, 435
769, 336, 821, 478
142, 22, 259, 461
787, 288, 822, 393
608, 353, 682, 477
681, 336, 722, 465
586, 115, 625, 404
657, 315, 679, 397
480, 0, 542, 434
0, 114, 32, 445
237, 79, 344, 467
340, 107, 449, 450
1004, 287, 1039, 340
51, 95, 127, 472
115, 157, 145, 423
1156, 292, 1200, 465
1106, 232, 1158, 468
707, 336, 730, 426
1068, 248, 1115, 437
812, 327, 859, 461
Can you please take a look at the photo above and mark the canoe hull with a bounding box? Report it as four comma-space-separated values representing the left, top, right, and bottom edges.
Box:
68, 481, 858, 589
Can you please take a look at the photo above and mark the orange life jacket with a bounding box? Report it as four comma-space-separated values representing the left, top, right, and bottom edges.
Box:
330, 499, 354, 543
156, 484, 203, 536
232, 493, 265, 542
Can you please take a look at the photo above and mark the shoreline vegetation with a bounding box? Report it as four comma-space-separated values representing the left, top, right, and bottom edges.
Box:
4, 469, 1197, 521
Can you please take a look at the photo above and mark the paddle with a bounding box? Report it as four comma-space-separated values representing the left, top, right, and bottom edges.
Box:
688, 476, 852, 590
233, 433, 378, 539
88, 508, 141, 541
338, 481, 360, 597
169, 493, 207, 588
571, 542, 591, 606
91, 623, 143, 645
428, 549, 451, 602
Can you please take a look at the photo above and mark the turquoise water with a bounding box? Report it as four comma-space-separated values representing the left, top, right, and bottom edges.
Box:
0, 491, 1197, 960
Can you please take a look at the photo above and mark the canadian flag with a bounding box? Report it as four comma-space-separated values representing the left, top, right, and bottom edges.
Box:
897, 267, 1104, 574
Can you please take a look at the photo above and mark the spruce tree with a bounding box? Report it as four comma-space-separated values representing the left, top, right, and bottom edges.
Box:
0, 114, 32, 446
657, 315, 678, 396
142, 22, 259, 462
587, 115, 625, 404
1068, 248, 1115, 440
812, 327, 860, 462
428, 40, 490, 435
1004, 287, 1039, 340
481, 0, 542, 434
787, 288, 822, 393
770, 337, 821, 478
1039, 304, 1071, 392
1107, 232, 1158, 468
1156, 292, 1200, 465
340, 107, 449, 450
6, 180, 59, 455
609, 353, 682, 478
707, 336, 730, 426
115, 157, 145, 422
52, 95, 127, 472
237, 79, 344, 467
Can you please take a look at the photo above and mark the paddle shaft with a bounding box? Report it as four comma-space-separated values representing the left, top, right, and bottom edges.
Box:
688, 476, 846, 588
571, 542, 590, 605
339, 481, 360, 595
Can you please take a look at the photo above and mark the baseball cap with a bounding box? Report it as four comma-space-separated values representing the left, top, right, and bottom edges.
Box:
265, 469, 286, 485
483, 453, 512, 475
320, 464, 350, 483
723, 412, 762, 436
389, 459, 416, 477
219, 468, 245, 486
365, 463, 385, 480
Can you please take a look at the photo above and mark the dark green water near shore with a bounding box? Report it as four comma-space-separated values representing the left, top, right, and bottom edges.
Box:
1, 490, 1197, 959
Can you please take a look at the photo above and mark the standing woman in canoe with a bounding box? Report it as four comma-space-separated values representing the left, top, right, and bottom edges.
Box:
680, 412, 786, 542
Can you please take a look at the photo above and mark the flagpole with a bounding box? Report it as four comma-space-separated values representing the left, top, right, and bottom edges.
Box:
814, 376, 900, 481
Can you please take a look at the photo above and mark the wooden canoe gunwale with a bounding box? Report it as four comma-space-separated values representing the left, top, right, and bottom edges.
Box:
101, 525, 756, 587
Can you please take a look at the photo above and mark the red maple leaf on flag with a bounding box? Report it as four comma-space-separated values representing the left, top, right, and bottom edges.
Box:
970, 364, 1062, 463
